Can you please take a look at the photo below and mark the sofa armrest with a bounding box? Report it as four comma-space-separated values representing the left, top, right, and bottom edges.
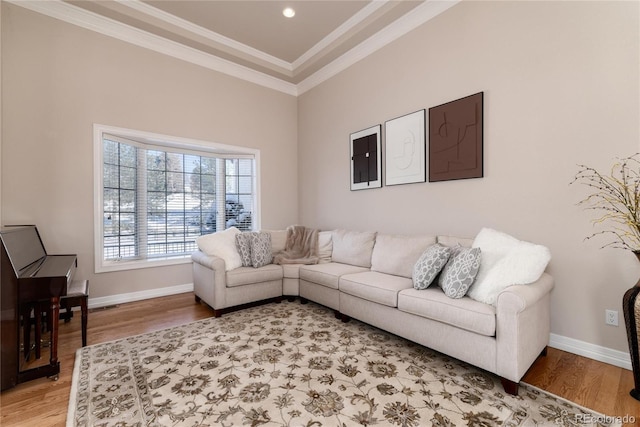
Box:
192, 250, 226, 272
191, 250, 227, 309
495, 272, 554, 382
496, 273, 554, 314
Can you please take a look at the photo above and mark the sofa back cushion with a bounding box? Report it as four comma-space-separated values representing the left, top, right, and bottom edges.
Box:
265, 230, 287, 253
318, 231, 333, 264
331, 229, 377, 268
437, 235, 474, 248
371, 234, 437, 278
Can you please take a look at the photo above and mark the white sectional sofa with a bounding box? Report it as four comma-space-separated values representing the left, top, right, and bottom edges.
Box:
191, 228, 554, 396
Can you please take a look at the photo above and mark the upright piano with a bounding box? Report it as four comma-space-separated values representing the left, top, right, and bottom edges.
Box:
0, 225, 77, 390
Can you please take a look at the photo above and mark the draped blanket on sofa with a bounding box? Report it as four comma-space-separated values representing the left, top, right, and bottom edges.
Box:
273, 225, 319, 265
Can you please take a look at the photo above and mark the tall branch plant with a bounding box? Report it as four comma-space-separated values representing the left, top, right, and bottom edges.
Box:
571, 154, 640, 252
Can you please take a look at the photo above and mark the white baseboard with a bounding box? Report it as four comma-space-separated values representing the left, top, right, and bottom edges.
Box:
549, 333, 632, 371
87, 283, 194, 310
86, 285, 632, 371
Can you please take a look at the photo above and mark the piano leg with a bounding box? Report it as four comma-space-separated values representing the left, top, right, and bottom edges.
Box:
48, 296, 60, 380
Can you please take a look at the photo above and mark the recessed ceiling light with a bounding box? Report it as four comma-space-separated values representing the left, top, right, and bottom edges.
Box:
283, 7, 295, 18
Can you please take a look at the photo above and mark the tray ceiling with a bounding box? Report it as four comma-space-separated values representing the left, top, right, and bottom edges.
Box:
11, 0, 459, 95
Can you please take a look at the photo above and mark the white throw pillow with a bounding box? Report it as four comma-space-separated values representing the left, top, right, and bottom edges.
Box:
196, 227, 242, 271
467, 228, 551, 305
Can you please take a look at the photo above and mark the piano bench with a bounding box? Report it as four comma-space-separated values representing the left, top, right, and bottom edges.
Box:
61, 280, 89, 347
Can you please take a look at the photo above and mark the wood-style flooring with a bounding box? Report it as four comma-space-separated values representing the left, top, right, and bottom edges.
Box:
1, 292, 639, 426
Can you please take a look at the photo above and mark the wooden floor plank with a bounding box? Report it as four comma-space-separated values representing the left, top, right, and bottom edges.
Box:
1, 293, 640, 426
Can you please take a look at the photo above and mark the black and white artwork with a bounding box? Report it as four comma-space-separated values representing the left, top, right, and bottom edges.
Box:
385, 110, 426, 186
350, 125, 382, 190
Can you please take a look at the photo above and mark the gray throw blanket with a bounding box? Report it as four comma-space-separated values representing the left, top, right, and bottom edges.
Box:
273, 225, 319, 265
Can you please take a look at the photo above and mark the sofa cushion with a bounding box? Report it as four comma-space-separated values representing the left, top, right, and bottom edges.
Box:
235, 232, 253, 267
437, 235, 474, 248
299, 262, 368, 289
318, 231, 333, 264
250, 231, 273, 268
331, 230, 376, 268
196, 227, 242, 271
266, 229, 287, 253
438, 246, 481, 298
412, 244, 451, 290
339, 271, 413, 307
282, 264, 301, 279
226, 264, 283, 288
467, 228, 551, 305
397, 288, 496, 336
371, 234, 437, 278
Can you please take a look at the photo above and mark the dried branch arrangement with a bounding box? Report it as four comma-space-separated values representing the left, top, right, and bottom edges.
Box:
571, 154, 640, 252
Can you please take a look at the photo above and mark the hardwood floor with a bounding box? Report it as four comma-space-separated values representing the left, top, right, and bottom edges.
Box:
1, 292, 639, 426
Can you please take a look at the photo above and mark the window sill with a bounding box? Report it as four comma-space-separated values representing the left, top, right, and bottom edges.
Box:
96, 255, 192, 273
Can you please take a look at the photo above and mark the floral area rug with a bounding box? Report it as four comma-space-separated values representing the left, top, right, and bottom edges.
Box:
67, 300, 619, 426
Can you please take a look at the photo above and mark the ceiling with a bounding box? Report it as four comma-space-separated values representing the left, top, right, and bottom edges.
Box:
13, 0, 459, 95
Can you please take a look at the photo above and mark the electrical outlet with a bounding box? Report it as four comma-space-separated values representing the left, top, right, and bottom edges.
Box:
606, 309, 619, 326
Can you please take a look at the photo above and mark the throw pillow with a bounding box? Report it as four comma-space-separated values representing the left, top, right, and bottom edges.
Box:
235, 232, 253, 267
195, 227, 242, 271
466, 228, 551, 305
412, 244, 451, 290
438, 246, 482, 298
250, 231, 273, 268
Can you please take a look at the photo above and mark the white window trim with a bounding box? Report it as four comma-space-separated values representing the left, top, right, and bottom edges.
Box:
93, 123, 261, 273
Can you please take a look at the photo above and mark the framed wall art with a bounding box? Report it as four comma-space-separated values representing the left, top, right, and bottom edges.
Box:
385, 109, 426, 186
429, 92, 483, 182
350, 125, 382, 190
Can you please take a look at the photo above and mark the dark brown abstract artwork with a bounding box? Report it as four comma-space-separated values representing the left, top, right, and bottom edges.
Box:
429, 92, 483, 182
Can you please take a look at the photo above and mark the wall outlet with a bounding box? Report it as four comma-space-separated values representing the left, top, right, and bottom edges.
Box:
606, 309, 619, 326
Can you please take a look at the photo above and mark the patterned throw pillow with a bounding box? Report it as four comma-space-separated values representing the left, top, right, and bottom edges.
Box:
250, 232, 273, 268
412, 244, 451, 290
438, 246, 482, 299
235, 232, 253, 267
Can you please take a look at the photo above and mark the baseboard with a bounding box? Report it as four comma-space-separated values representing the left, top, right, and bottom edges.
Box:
86, 285, 632, 371
549, 333, 632, 371
87, 283, 194, 310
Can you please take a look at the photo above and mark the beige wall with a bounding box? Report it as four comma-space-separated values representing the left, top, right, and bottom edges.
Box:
2, 1, 639, 354
1, 4, 298, 299
298, 1, 640, 352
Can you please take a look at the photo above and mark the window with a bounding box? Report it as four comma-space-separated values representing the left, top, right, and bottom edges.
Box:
94, 125, 259, 272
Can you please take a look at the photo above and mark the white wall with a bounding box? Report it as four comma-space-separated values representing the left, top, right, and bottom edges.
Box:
298, 1, 640, 353
1, 4, 298, 299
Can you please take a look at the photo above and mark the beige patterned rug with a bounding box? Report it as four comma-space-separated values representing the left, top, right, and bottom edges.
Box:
67, 300, 620, 426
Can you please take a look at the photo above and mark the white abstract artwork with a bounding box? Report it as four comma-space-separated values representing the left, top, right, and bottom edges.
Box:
384, 110, 426, 186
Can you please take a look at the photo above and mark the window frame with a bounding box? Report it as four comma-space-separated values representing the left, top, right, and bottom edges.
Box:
93, 124, 261, 273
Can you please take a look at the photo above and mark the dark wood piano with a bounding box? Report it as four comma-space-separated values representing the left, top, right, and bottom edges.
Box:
0, 225, 77, 390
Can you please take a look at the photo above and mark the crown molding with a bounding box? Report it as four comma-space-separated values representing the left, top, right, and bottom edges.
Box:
117, 0, 293, 73
292, 0, 389, 70
297, 0, 460, 95
9, 0, 459, 97
8, 0, 298, 96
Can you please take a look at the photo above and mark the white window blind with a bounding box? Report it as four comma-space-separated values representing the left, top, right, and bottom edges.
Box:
100, 134, 255, 264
